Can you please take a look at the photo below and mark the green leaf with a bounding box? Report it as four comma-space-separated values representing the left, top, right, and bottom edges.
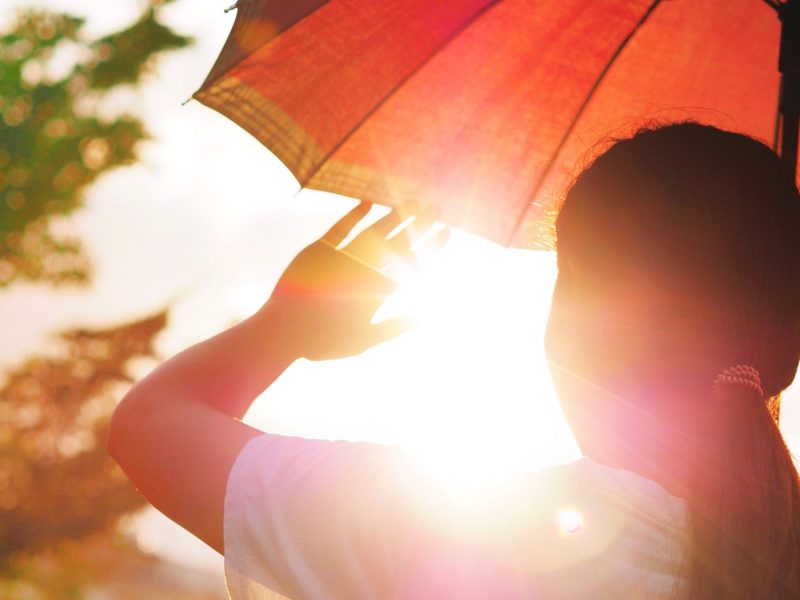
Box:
0, 6, 192, 287
88, 8, 194, 91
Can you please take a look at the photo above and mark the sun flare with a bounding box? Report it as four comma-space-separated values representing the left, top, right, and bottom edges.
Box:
242, 227, 581, 495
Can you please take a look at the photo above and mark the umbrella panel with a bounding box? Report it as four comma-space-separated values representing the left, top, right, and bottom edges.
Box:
197, 0, 781, 248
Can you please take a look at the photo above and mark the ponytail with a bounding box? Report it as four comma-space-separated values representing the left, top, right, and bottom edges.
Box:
684, 384, 800, 599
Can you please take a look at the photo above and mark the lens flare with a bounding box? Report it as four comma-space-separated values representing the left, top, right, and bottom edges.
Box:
241, 227, 581, 501
555, 508, 583, 534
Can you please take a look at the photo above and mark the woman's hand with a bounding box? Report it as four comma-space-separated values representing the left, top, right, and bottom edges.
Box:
107, 201, 447, 553
262, 201, 447, 361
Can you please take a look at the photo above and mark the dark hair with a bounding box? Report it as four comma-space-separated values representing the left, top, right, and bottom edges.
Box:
550, 122, 800, 598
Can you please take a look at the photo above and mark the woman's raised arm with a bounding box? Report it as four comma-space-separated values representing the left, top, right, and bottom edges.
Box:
106, 201, 444, 554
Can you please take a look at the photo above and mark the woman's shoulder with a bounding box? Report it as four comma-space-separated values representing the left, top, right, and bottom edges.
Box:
550, 456, 689, 520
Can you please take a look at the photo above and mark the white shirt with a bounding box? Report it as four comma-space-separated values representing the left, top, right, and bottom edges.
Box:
224, 434, 689, 599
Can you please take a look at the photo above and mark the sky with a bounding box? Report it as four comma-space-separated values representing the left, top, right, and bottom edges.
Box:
3, 0, 800, 578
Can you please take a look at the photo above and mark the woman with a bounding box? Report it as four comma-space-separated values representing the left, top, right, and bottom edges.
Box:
108, 122, 800, 599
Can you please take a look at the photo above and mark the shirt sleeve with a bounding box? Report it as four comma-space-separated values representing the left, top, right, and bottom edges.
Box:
223, 433, 426, 600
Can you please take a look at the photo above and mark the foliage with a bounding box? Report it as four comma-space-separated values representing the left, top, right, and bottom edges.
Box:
0, 532, 226, 599
0, 2, 192, 287
0, 4, 211, 596
0, 311, 167, 562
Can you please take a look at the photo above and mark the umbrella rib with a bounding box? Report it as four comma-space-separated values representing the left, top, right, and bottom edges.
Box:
296, 0, 505, 190
504, 0, 664, 247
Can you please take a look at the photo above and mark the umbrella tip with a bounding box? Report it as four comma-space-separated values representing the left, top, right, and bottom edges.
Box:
223, 2, 239, 13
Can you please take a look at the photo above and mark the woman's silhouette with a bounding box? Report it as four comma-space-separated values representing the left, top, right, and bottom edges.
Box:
108, 122, 800, 599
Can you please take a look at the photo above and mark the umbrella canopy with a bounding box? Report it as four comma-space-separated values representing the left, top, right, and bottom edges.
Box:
195, 0, 794, 249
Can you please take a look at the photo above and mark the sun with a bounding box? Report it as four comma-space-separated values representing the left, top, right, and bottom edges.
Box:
374, 229, 579, 488
238, 225, 581, 495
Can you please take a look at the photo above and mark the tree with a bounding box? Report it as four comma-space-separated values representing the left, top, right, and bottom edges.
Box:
0, 2, 192, 287
0, 310, 226, 596
0, 311, 167, 561
0, 310, 224, 600
0, 4, 218, 597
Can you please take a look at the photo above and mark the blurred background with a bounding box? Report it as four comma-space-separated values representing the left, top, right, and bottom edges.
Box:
1, 1, 798, 598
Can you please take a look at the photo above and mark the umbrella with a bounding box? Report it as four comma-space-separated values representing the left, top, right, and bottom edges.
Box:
193, 0, 799, 249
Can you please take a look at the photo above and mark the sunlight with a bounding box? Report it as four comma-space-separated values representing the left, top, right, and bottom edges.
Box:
241, 225, 581, 498
228, 279, 273, 316
375, 230, 573, 489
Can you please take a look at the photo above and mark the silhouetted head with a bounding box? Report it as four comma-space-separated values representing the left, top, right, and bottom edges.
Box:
547, 121, 800, 473
546, 122, 800, 598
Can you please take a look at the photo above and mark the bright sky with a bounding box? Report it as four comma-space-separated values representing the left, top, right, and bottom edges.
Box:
3, 0, 800, 578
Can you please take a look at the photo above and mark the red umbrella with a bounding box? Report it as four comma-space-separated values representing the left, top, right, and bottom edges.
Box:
194, 0, 799, 249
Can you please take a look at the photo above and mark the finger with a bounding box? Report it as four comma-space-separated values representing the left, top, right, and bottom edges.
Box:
371, 211, 404, 238
346, 212, 412, 266
323, 201, 371, 246
387, 229, 417, 265
430, 226, 451, 249
415, 226, 450, 261
369, 317, 414, 346
348, 211, 408, 251
408, 214, 435, 246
